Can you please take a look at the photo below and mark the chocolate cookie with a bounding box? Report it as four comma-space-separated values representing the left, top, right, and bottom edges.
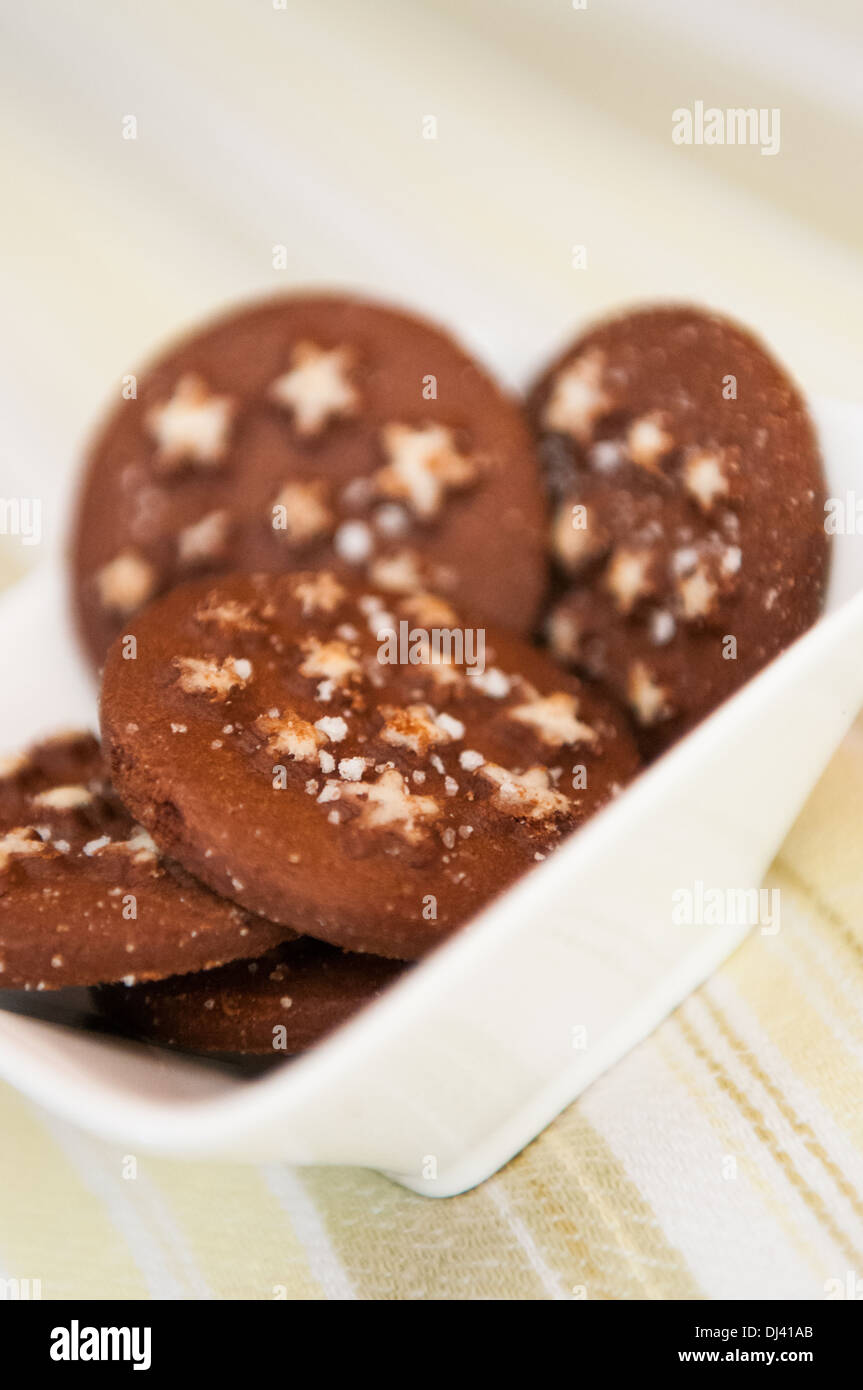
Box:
100, 571, 640, 959
93, 938, 406, 1055
0, 732, 292, 989
529, 306, 830, 758
71, 294, 547, 669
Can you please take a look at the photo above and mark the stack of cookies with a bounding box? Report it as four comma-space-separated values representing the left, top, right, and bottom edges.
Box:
0, 296, 829, 1056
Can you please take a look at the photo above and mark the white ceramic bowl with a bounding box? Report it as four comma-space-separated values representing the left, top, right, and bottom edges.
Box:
1, 396, 861, 1196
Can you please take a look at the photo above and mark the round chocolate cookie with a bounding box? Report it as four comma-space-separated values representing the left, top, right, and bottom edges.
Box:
100, 571, 640, 959
71, 293, 547, 669
528, 306, 830, 758
0, 732, 292, 989
93, 938, 406, 1055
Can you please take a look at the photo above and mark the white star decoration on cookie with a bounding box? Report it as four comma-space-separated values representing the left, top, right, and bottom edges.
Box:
94, 549, 157, 614
627, 661, 672, 725
478, 764, 571, 820
542, 350, 610, 443
272, 480, 334, 545
147, 375, 235, 470
292, 572, 347, 616
178, 509, 230, 565
298, 637, 362, 685
604, 547, 654, 615
379, 704, 461, 756
677, 564, 718, 621
269, 342, 359, 438
255, 711, 326, 762
508, 692, 597, 748
375, 424, 478, 519
626, 412, 674, 474
683, 447, 729, 512
0, 827, 48, 872
173, 655, 252, 700
328, 768, 440, 843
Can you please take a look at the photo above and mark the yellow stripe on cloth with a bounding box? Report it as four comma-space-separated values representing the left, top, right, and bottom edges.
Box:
496, 1115, 703, 1300
777, 726, 863, 929
703, 990, 863, 1255
139, 1160, 327, 1300
677, 1004, 863, 1272
656, 1022, 833, 1287
0, 1088, 149, 1299
301, 1164, 556, 1300
726, 881, 863, 1152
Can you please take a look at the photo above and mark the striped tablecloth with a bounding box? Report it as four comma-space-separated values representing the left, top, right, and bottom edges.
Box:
1, 717, 861, 1301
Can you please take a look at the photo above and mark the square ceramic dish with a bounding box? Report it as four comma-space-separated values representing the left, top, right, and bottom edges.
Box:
0, 395, 861, 1197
